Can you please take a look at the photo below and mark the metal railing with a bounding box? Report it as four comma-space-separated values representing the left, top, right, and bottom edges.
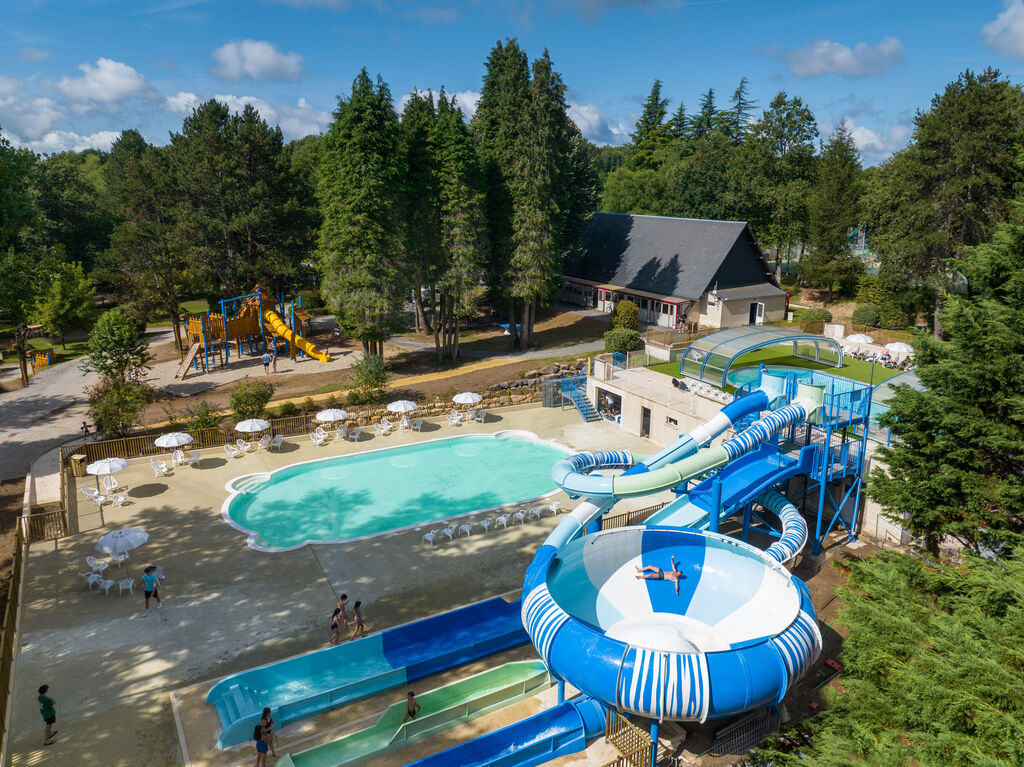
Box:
603, 709, 653, 767
598, 502, 667, 532
698, 706, 779, 766
0, 524, 27, 760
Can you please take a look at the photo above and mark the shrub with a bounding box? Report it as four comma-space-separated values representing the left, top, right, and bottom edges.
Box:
351, 353, 390, 400
230, 379, 275, 421
851, 303, 881, 327
184, 400, 220, 430
799, 308, 832, 332
345, 390, 362, 406
277, 401, 298, 417
325, 393, 340, 409
296, 290, 323, 310
880, 304, 909, 330
604, 327, 643, 354
610, 300, 639, 330
87, 379, 154, 438
301, 396, 316, 413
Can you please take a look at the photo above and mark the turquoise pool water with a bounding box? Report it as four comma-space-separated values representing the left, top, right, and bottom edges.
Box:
222, 433, 568, 551
726, 365, 814, 388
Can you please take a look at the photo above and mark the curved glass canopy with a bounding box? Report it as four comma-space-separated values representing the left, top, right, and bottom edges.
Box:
679, 325, 844, 387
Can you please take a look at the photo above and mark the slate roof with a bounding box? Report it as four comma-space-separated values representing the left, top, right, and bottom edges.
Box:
565, 212, 776, 301
715, 284, 786, 301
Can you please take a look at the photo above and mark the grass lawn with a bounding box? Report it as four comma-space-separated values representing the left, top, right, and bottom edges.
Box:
647, 347, 903, 386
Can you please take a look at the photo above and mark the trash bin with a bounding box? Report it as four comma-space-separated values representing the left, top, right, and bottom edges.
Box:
69, 454, 87, 478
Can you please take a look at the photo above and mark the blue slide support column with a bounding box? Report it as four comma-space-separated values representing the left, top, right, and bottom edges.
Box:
557, 680, 565, 704
709, 474, 723, 534
649, 721, 659, 767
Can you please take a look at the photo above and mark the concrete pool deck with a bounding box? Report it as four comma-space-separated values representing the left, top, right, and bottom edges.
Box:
8, 406, 669, 767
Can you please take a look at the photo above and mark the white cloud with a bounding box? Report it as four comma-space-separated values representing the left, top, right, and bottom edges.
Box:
55, 58, 157, 108
568, 101, 629, 145
823, 118, 910, 166
164, 91, 202, 115
776, 37, 904, 79
213, 94, 329, 138
395, 89, 480, 120
211, 40, 304, 82
16, 130, 121, 155
555, 0, 680, 18
982, 1, 1024, 58
16, 46, 53, 62
0, 77, 66, 141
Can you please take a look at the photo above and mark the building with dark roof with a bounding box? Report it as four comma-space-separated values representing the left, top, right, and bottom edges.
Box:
559, 212, 787, 329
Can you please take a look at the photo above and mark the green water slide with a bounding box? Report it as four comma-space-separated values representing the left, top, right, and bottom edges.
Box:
277, 661, 552, 767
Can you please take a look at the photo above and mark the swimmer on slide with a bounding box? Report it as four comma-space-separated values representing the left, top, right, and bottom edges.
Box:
635, 555, 685, 594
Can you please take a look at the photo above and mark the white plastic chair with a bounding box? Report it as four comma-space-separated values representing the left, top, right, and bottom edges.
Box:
335, 425, 348, 441
410, 418, 423, 432
528, 505, 546, 520
269, 435, 284, 451
80, 572, 101, 590
117, 578, 135, 595
458, 520, 477, 537
102, 475, 123, 493
441, 524, 458, 541
311, 431, 328, 447
475, 409, 487, 423
478, 516, 495, 532
422, 529, 443, 546
86, 556, 108, 574
81, 487, 106, 508
546, 501, 563, 515
446, 412, 460, 427
224, 443, 242, 459
185, 449, 201, 467
373, 422, 389, 437
171, 449, 186, 467
110, 551, 129, 567
465, 408, 477, 422
346, 427, 363, 442
151, 457, 170, 477
257, 435, 271, 450
110, 493, 128, 507
495, 512, 513, 529
512, 509, 528, 525
236, 438, 252, 453
399, 415, 410, 430
96, 578, 115, 595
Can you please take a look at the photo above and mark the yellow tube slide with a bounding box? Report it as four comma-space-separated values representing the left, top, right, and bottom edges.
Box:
262, 309, 331, 363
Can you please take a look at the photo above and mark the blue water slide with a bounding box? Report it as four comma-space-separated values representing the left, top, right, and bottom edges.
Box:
207, 597, 526, 748
403, 695, 606, 767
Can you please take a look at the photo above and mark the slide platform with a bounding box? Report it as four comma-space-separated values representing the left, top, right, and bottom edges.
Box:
277, 661, 551, 767
404, 694, 606, 767
207, 597, 526, 748
263, 308, 331, 363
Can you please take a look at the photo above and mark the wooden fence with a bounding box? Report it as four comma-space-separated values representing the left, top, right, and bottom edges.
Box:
603, 709, 653, 767
0, 525, 27, 760
21, 509, 68, 544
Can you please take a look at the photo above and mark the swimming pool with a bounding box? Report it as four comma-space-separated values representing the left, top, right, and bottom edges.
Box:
222, 431, 570, 551
725, 365, 814, 388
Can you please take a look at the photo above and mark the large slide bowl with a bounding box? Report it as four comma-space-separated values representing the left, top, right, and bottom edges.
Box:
522, 527, 820, 721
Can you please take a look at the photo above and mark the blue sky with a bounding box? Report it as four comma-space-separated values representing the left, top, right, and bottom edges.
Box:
3, 0, 1024, 164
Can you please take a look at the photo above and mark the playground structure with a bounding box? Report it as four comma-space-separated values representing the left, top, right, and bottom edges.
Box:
176, 286, 330, 380
203, 365, 871, 766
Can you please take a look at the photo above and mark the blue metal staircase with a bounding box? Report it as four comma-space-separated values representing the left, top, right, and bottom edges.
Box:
560, 376, 601, 422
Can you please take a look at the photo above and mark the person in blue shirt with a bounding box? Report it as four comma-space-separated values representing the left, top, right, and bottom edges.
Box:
141, 566, 162, 616
261, 351, 271, 374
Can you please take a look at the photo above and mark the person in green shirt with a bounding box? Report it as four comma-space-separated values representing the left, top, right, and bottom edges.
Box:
37, 684, 56, 745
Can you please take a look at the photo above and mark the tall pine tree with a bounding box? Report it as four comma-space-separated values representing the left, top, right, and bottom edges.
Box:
318, 70, 405, 357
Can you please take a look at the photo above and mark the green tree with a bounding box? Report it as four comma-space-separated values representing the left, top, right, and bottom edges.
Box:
170, 100, 308, 298
754, 553, 1024, 767
399, 90, 441, 335
610, 299, 639, 330
629, 79, 672, 169
350, 351, 390, 400
33, 261, 96, 347
600, 167, 668, 214
81, 307, 152, 383
229, 378, 275, 420
183, 400, 221, 430
431, 90, 488, 361
869, 68, 1024, 338
725, 76, 757, 142
472, 39, 533, 348
318, 70, 405, 357
98, 131, 189, 355
689, 88, 721, 140
800, 121, 863, 300
87, 379, 153, 438
869, 200, 1024, 554
0, 128, 38, 255
754, 92, 819, 280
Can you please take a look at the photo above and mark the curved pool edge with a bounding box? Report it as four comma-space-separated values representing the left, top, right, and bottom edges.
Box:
220, 430, 574, 553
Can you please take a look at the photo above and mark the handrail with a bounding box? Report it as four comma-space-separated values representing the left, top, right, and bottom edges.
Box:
0, 524, 27, 763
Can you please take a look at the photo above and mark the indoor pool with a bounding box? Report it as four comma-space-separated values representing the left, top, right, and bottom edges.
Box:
726, 365, 814, 388
222, 431, 570, 551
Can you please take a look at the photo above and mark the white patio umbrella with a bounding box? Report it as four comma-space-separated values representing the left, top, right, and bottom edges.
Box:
96, 527, 149, 575
86, 457, 129, 489
885, 342, 913, 355
235, 418, 271, 433
154, 432, 193, 449
386, 400, 417, 414
316, 408, 349, 423
452, 392, 483, 406
845, 333, 874, 344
